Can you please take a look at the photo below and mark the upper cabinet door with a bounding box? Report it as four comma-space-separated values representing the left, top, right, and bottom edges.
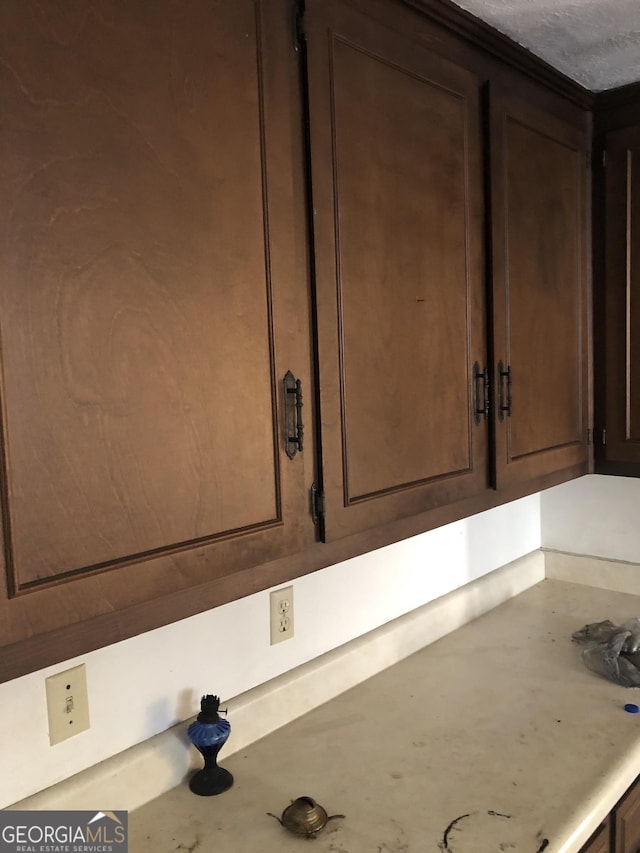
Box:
490, 90, 590, 488
600, 126, 640, 470
0, 0, 314, 650
305, 0, 489, 541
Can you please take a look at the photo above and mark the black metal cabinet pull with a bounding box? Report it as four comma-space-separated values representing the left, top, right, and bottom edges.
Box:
497, 360, 512, 421
283, 371, 304, 459
473, 362, 490, 424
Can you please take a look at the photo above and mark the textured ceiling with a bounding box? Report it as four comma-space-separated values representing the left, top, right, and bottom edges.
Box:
449, 0, 640, 92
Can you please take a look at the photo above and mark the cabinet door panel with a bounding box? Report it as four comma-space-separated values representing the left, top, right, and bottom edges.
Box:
601, 126, 640, 468
0, 0, 314, 649
490, 91, 589, 487
616, 776, 640, 853
306, 0, 488, 540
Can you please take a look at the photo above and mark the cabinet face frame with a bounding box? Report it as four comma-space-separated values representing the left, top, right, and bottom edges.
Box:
489, 86, 590, 488
304, 0, 490, 542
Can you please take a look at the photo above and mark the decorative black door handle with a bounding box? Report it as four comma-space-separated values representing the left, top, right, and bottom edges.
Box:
473, 362, 489, 424
283, 371, 304, 459
498, 360, 512, 421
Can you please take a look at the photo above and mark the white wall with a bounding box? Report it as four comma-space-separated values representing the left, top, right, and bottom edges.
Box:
541, 474, 640, 563
0, 493, 541, 808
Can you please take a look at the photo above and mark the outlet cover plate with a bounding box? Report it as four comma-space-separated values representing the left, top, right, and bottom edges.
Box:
270, 586, 294, 644
45, 664, 90, 745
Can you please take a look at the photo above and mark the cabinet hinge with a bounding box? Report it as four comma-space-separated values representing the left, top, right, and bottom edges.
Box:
310, 482, 324, 525
587, 427, 592, 445
293, 2, 306, 51
602, 149, 607, 167
602, 427, 607, 446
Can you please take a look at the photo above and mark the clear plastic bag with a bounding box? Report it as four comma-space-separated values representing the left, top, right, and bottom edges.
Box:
572, 619, 640, 687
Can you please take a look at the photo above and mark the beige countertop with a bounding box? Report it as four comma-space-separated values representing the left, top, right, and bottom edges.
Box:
129, 579, 640, 852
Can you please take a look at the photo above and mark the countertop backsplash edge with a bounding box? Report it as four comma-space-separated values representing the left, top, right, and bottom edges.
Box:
11, 549, 545, 813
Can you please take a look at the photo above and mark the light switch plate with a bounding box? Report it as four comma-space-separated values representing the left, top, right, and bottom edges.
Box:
45, 664, 90, 745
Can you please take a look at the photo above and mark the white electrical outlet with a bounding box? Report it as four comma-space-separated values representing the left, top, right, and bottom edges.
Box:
45, 664, 90, 745
270, 585, 294, 644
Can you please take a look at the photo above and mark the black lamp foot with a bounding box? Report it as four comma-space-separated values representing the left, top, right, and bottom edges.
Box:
189, 766, 234, 796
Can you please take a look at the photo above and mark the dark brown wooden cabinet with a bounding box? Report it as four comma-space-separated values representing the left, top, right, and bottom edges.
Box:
616, 776, 640, 853
0, 0, 593, 681
579, 775, 640, 853
303, 0, 589, 541
0, 0, 316, 659
304, 0, 489, 541
490, 87, 590, 488
598, 124, 640, 472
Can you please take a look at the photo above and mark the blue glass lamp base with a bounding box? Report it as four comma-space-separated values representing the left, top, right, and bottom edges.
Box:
188, 717, 233, 796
